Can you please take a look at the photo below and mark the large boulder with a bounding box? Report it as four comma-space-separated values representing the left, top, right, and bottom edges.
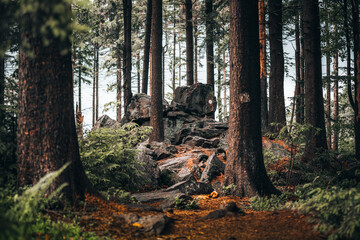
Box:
92, 115, 120, 131
170, 83, 217, 117
122, 93, 170, 125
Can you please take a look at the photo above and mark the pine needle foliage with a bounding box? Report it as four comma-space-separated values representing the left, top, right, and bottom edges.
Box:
79, 123, 152, 192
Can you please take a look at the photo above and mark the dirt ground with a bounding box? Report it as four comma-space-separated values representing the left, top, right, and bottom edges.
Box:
71, 194, 326, 240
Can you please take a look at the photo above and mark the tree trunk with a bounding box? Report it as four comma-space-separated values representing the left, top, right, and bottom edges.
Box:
295, 13, 301, 124
142, 0, 152, 94
352, 0, 360, 160
268, 0, 286, 133
116, 50, 122, 122
173, 4, 176, 98
222, 0, 279, 197
205, 0, 214, 88
344, 0, 354, 110
333, 46, 339, 151
92, 46, 96, 126
95, 46, 99, 121
137, 53, 141, 93
0, 56, 4, 128
123, 0, 132, 115
185, 0, 194, 86
302, 0, 328, 161
325, 15, 331, 149
78, 60, 82, 111
299, 12, 305, 124
258, 0, 268, 133
179, 41, 181, 86
150, 0, 164, 142
217, 46, 222, 121
223, 50, 227, 117
194, 23, 198, 84
17, 2, 97, 203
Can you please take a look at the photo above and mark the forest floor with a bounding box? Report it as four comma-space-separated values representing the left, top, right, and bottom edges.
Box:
48, 194, 327, 240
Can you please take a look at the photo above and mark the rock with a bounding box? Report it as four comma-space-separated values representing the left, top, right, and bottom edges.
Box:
166, 145, 178, 154
126, 203, 162, 212
200, 153, 225, 184
159, 193, 192, 210
137, 142, 161, 190
92, 115, 120, 131
201, 209, 227, 220
138, 214, 171, 235
117, 213, 171, 235
183, 136, 220, 148
171, 83, 217, 117
132, 190, 182, 203
122, 93, 170, 125
221, 201, 239, 212
164, 177, 213, 195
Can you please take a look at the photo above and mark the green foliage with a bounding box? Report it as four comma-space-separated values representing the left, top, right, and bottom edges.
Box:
103, 187, 136, 204
299, 187, 360, 240
174, 197, 199, 210
79, 123, 152, 192
247, 192, 291, 211
222, 184, 237, 196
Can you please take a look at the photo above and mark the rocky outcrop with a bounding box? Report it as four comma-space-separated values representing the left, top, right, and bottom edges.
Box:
92, 115, 120, 131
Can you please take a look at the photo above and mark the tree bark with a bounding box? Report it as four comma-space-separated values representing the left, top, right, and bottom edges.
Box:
223, 50, 227, 117
17, 1, 97, 203
123, 0, 132, 115
351, 0, 360, 160
259, 0, 268, 133
117, 49, 122, 122
172, 3, 176, 98
205, 0, 214, 88
325, 15, 331, 149
95, 46, 99, 121
194, 23, 198, 84
268, 0, 286, 133
0, 56, 4, 128
333, 47, 339, 151
299, 12, 305, 124
150, 0, 164, 142
92, 46, 96, 126
142, 0, 152, 94
344, 0, 354, 110
222, 0, 279, 197
295, 13, 301, 124
185, 0, 194, 86
302, 0, 328, 161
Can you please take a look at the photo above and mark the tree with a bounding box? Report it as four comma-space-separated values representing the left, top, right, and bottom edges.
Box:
351, 0, 360, 160
17, 0, 96, 202
258, 0, 268, 132
150, 0, 164, 142
302, 0, 328, 160
222, 0, 279, 197
142, 0, 152, 94
268, 0, 286, 133
185, 0, 194, 86
205, 0, 214, 88
123, 0, 132, 114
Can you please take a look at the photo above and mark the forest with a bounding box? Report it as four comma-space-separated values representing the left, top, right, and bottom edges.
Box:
1, 0, 360, 239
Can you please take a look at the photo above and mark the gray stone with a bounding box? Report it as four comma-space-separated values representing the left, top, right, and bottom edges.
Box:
92, 115, 120, 131
200, 153, 225, 183
138, 214, 171, 235
132, 190, 182, 203
164, 177, 213, 195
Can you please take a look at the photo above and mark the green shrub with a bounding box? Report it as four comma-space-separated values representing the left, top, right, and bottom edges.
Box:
222, 184, 237, 196
104, 187, 136, 204
79, 123, 152, 192
174, 197, 199, 210
299, 187, 360, 240
247, 192, 292, 211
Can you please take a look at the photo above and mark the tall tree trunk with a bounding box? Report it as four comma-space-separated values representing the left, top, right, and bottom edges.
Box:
295, 13, 301, 124
150, 0, 164, 142
325, 15, 331, 149
223, 50, 227, 117
205, 0, 214, 88
137, 53, 141, 93
78, 60, 82, 111
299, 12, 305, 124
142, 0, 152, 94
268, 0, 286, 133
92, 46, 96, 126
0, 56, 4, 128
116, 50, 122, 122
259, 0, 268, 132
173, 4, 176, 98
17, 1, 97, 202
351, 0, 360, 160
344, 0, 354, 110
194, 23, 198, 84
333, 46, 339, 151
223, 0, 279, 197
95, 46, 99, 121
217, 46, 222, 121
179, 41, 181, 86
123, 0, 132, 115
185, 0, 194, 86
302, 0, 328, 161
